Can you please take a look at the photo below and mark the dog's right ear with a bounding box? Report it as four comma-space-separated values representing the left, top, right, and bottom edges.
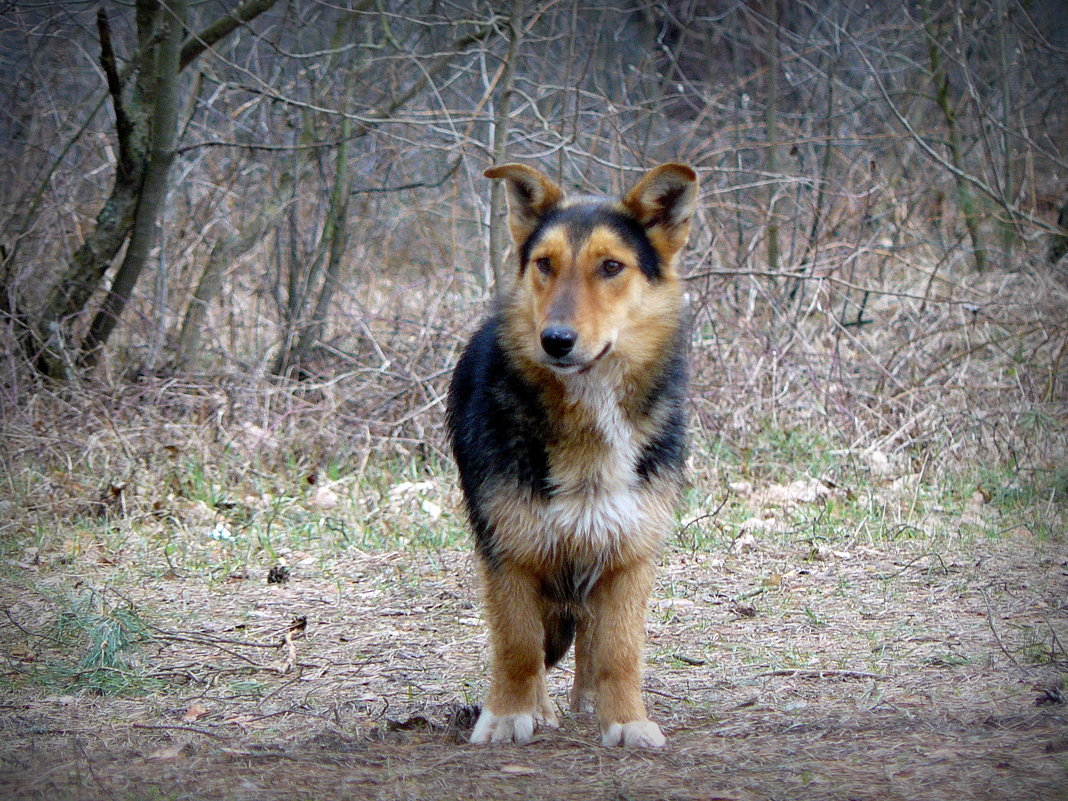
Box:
485, 164, 563, 250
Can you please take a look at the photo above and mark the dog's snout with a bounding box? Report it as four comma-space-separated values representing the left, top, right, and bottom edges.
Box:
541, 326, 577, 359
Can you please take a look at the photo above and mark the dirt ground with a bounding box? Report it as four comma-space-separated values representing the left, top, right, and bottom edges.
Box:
2, 529, 1066, 801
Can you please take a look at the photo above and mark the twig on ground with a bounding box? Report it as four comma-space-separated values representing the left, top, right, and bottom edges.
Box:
151, 627, 283, 649
131, 723, 226, 740
981, 588, 1020, 667
877, 551, 949, 580
755, 669, 886, 680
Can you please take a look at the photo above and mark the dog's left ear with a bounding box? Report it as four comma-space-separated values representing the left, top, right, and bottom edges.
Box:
622, 164, 699, 262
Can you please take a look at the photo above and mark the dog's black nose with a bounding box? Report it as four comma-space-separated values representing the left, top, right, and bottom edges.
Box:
541, 326, 577, 359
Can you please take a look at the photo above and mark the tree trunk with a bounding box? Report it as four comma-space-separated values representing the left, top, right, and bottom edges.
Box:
31, 177, 143, 379
923, 3, 989, 272
763, 0, 782, 276
27, 0, 280, 379
276, 119, 353, 378
82, 0, 187, 366
996, 0, 1017, 252
488, 3, 523, 292
175, 205, 278, 368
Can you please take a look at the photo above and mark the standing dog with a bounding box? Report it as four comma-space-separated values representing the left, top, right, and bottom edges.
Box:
447, 162, 698, 747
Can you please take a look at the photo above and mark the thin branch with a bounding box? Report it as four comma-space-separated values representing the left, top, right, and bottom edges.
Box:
151, 627, 284, 649
876, 551, 949, 580
96, 9, 134, 178
351, 157, 461, 196
840, 16, 1058, 235
179, 0, 281, 70
755, 669, 887, 680
217, 22, 493, 127
981, 588, 1020, 667
175, 135, 350, 155
684, 267, 992, 307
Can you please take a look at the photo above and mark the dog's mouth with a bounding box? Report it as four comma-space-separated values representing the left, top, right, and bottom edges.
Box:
545, 342, 612, 374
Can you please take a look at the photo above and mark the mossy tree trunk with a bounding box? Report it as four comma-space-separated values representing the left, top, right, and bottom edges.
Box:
29, 0, 279, 379
81, 0, 187, 368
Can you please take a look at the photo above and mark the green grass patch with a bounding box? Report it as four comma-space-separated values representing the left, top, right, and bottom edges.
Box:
24, 587, 161, 696
679, 418, 1068, 553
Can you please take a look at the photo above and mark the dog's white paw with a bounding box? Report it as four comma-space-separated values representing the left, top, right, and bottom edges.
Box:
600, 720, 666, 748
470, 710, 535, 744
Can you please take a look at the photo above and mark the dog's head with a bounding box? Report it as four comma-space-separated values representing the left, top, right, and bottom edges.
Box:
486, 163, 698, 375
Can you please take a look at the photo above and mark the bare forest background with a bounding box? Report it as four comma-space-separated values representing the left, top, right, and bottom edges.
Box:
1, 0, 1067, 474
1, 3, 1068, 798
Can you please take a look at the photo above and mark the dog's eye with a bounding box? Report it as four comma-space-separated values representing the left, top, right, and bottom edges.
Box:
535, 257, 553, 276
600, 259, 625, 278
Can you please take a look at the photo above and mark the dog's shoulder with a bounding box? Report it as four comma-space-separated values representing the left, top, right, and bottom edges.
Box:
447, 312, 552, 495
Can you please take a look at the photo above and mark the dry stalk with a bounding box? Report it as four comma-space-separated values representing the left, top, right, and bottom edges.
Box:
755, 669, 887, 680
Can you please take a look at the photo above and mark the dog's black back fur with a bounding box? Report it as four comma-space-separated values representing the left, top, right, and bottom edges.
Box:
447, 313, 553, 569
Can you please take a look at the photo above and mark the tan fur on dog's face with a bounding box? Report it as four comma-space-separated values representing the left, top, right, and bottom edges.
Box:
515, 222, 681, 374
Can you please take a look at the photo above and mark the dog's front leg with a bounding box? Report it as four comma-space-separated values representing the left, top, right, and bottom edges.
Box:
587, 560, 666, 748
471, 561, 557, 744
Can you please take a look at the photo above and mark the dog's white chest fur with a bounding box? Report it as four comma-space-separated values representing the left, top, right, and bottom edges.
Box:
544, 371, 644, 549
568, 371, 640, 466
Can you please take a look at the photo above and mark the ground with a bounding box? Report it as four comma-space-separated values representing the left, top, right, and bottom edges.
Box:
2, 512, 1065, 800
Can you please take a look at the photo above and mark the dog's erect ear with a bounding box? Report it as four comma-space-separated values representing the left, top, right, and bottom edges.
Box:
485, 164, 564, 249
622, 164, 699, 263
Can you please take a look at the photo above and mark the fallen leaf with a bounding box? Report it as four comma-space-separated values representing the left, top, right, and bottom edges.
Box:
421, 499, 442, 521
309, 486, 340, 509
10, 645, 36, 661
863, 450, 897, 476
389, 481, 435, 500
732, 532, 759, 552
758, 479, 830, 505
500, 764, 537, 775
146, 744, 184, 761
732, 604, 757, 618
809, 544, 833, 561
222, 714, 260, 727
182, 702, 208, 722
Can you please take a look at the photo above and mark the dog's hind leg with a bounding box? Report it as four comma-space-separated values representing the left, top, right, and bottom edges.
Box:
471, 562, 556, 744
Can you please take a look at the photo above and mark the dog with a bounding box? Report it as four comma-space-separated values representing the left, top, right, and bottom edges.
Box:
447, 161, 698, 747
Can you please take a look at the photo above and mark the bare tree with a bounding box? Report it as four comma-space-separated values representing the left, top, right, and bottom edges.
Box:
1, 0, 1063, 405
18, 0, 279, 379
921, 0, 990, 272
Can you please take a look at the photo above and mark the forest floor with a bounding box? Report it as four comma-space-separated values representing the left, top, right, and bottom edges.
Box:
1, 379, 1066, 800
2, 473, 1066, 800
